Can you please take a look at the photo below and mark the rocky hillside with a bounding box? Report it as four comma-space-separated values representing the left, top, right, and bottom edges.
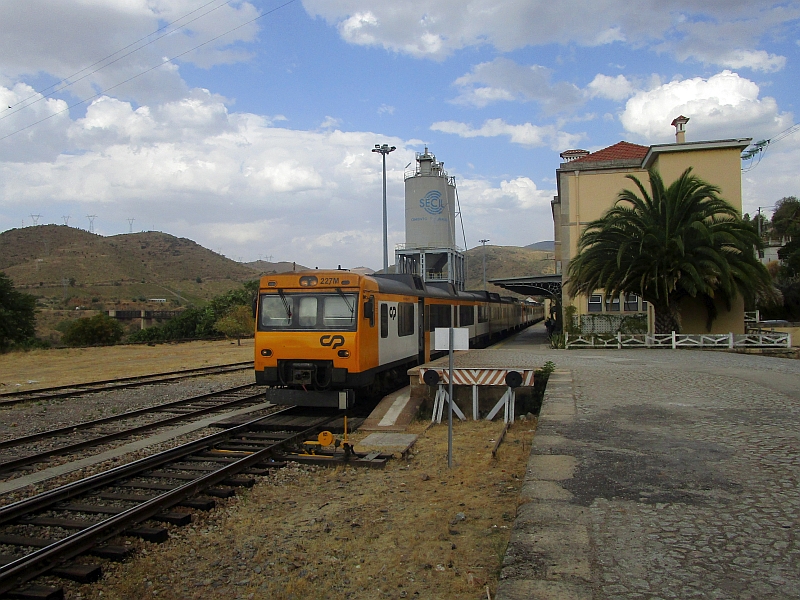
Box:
464, 244, 554, 296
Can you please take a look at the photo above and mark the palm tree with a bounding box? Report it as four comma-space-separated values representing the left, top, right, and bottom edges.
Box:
567, 168, 775, 333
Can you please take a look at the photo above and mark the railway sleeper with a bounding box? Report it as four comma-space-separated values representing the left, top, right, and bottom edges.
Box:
97, 491, 215, 511
50, 563, 103, 584
3, 583, 63, 600
124, 526, 168, 544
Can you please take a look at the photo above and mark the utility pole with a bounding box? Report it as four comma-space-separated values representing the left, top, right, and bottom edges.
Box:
29, 214, 42, 226
372, 143, 396, 273
479, 239, 490, 290
127, 218, 135, 233
62, 215, 70, 226
86, 215, 97, 233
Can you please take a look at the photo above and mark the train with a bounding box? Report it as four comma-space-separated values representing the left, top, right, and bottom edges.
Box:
253, 270, 544, 409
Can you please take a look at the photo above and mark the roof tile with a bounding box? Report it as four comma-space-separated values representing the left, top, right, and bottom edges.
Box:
570, 141, 649, 164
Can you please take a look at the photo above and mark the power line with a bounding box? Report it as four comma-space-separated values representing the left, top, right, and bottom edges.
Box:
0, 0, 297, 143
1, 0, 232, 122
742, 122, 800, 173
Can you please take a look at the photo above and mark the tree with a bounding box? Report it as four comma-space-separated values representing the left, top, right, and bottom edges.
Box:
61, 313, 124, 346
771, 196, 800, 280
214, 305, 255, 345
567, 168, 776, 333
0, 272, 37, 351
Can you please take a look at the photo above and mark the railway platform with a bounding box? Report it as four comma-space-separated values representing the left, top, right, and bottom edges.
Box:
486, 324, 800, 599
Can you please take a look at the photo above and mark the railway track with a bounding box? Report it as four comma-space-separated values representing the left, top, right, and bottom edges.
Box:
0, 408, 340, 597
0, 362, 252, 407
0, 384, 270, 480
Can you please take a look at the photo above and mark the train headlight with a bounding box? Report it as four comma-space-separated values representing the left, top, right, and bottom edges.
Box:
299, 276, 318, 287
260, 349, 273, 357
337, 350, 350, 358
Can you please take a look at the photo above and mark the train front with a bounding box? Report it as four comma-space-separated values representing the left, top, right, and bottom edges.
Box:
253, 271, 373, 410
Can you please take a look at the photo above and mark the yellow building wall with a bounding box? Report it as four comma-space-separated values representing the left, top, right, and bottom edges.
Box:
650, 147, 743, 212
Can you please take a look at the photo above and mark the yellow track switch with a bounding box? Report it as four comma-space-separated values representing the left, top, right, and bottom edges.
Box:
317, 431, 335, 447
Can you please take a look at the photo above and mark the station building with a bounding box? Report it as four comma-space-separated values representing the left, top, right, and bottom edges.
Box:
551, 117, 752, 334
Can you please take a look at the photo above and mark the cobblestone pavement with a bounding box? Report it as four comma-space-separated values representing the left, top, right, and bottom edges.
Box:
496, 325, 800, 599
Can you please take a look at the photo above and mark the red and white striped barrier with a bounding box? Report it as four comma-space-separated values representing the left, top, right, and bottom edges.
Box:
419, 368, 535, 387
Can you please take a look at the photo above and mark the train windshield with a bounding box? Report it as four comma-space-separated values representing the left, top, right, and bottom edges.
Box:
258, 292, 358, 331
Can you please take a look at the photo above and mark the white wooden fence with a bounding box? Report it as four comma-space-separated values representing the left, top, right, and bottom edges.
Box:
565, 331, 791, 349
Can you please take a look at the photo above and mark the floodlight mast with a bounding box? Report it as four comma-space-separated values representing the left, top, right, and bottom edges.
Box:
480, 239, 490, 290
372, 143, 396, 272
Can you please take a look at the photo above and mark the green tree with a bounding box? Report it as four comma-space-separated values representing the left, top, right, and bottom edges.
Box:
567, 168, 776, 333
0, 272, 37, 351
214, 305, 255, 345
771, 196, 800, 280
61, 313, 124, 346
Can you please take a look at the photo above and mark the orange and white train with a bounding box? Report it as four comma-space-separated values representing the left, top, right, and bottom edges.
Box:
253, 270, 543, 409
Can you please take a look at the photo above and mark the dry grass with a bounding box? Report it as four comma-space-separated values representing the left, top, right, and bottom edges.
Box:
0, 339, 254, 391
77, 418, 535, 600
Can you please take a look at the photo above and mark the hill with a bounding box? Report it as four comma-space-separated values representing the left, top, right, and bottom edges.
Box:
464, 245, 554, 297
244, 260, 310, 273
524, 240, 555, 252
0, 225, 260, 310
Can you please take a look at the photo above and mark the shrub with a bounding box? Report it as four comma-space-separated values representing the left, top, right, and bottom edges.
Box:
0, 272, 37, 352
61, 313, 124, 346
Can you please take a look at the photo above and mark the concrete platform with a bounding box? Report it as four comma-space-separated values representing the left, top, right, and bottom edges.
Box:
360, 386, 423, 431
355, 432, 418, 457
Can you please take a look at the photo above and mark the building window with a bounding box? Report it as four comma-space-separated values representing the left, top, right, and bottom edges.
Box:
605, 295, 620, 312
588, 294, 602, 313
624, 293, 640, 312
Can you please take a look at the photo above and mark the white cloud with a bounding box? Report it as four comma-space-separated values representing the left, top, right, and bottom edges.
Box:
742, 138, 800, 218
431, 118, 582, 150
457, 176, 556, 246
620, 71, 793, 142
452, 58, 583, 112
587, 74, 635, 101
302, 0, 797, 68
0, 0, 261, 105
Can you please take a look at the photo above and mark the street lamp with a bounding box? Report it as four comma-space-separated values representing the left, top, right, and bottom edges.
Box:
480, 239, 489, 289
372, 143, 396, 272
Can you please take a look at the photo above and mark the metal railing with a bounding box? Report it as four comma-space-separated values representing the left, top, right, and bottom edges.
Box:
565, 331, 791, 349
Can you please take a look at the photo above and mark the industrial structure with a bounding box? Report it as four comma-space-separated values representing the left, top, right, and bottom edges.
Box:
395, 148, 466, 290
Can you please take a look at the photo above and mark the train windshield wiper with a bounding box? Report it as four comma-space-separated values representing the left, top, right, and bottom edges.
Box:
278, 290, 292, 321
336, 288, 355, 315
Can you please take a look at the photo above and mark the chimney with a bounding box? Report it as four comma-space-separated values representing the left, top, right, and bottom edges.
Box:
671, 115, 689, 143
559, 149, 590, 162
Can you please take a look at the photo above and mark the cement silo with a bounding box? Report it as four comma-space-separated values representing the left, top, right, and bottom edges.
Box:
396, 148, 465, 289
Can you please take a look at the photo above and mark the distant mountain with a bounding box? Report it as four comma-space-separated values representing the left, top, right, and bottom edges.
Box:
245, 260, 310, 274
464, 244, 555, 296
524, 241, 555, 251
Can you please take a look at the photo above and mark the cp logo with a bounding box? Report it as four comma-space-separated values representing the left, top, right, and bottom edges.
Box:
320, 334, 345, 349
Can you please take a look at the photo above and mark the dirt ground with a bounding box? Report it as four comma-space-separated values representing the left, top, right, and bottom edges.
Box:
73, 418, 535, 600
0, 339, 255, 391
1, 342, 537, 599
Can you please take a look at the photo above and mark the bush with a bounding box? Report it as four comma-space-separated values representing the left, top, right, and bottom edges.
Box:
61, 313, 125, 346
0, 272, 37, 352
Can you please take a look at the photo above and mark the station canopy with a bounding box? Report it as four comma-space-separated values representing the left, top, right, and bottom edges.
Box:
489, 274, 562, 300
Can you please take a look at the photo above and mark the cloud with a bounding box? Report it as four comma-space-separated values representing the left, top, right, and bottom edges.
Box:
586, 74, 635, 102
620, 71, 793, 142
0, 0, 262, 105
451, 58, 583, 112
457, 176, 556, 246
431, 118, 582, 150
302, 0, 797, 68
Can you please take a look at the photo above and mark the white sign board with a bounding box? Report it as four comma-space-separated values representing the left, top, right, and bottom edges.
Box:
434, 327, 469, 351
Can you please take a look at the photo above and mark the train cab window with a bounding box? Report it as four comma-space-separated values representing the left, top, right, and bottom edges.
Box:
380, 303, 389, 338
459, 305, 475, 326
323, 295, 356, 327
398, 302, 415, 337
297, 297, 318, 326
259, 294, 292, 328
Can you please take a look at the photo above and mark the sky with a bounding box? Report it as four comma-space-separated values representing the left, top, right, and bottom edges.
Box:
0, 1, 798, 270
